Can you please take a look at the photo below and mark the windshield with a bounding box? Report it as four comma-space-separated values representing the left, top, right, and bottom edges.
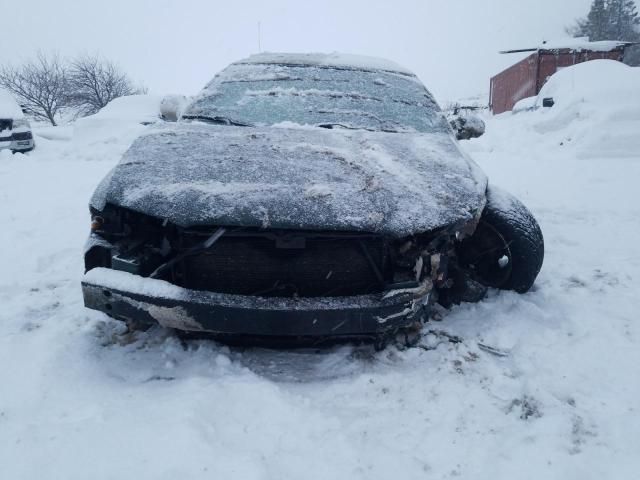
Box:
182, 63, 448, 133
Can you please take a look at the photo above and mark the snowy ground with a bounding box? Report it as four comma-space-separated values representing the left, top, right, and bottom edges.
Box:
2, 73, 640, 478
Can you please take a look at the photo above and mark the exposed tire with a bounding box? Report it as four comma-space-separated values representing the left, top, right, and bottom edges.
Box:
457, 186, 544, 293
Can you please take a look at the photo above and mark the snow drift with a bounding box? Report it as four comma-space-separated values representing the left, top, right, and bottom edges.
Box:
74, 94, 162, 146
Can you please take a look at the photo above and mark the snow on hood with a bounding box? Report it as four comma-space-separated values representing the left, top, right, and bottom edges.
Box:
236, 52, 415, 76
0, 90, 24, 119
91, 123, 487, 237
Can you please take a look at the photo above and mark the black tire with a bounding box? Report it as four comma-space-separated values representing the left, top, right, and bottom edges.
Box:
457, 186, 544, 293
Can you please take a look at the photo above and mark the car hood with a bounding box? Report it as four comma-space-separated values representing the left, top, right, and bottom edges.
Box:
91, 123, 487, 237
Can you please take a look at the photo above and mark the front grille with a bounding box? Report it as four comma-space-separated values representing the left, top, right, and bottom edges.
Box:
174, 232, 388, 298
12, 131, 32, 141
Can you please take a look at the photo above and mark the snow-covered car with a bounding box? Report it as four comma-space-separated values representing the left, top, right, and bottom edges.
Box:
73, 94, 162, 147
82, 53, 544, 346
0, 90, 35, 153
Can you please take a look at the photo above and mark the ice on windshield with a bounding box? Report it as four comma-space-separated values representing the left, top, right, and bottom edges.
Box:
183, 63, 449, 133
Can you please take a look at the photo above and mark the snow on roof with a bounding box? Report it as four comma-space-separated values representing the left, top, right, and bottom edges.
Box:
235, 52, 415, 76
540, 39, 631, 51
0, 89, 24, 119
500, 38, 633, 54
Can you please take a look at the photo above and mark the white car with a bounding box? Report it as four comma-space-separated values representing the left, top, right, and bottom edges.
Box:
0, 90, 35, 153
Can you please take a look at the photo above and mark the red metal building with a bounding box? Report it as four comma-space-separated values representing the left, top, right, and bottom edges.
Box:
489, 40, 632, 114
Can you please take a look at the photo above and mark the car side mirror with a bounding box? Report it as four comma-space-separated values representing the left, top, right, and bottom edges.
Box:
160, 94, 190, 122
542, 97, 555, 108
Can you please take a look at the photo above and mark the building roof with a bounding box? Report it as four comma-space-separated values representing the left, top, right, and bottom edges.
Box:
500, 39, 635, 55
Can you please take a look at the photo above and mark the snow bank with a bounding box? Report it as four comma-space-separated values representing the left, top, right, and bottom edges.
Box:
74, 94, 162, 147
537, 60, 640, 157
12, 96, 163, 164
534, 60, 639, 110
503, 60, 640, 159
33, 125, 73, 141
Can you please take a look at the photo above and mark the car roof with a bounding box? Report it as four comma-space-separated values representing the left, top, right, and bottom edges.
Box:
233, 52, 416, 76
0, 89, 24, 119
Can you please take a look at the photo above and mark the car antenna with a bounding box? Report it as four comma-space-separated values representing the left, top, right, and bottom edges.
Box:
257, 21, 262, 52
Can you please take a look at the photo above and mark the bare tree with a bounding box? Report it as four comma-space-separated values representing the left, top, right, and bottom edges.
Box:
67, 54, 145, 116
0, 52, 68, 126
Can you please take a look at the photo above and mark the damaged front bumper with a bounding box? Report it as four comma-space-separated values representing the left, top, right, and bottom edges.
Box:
82, 268, 431, 339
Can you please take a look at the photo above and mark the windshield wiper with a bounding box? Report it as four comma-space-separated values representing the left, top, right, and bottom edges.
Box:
317, 123, 361, 130
182, 115, 253, 127
317, 123, 399, 133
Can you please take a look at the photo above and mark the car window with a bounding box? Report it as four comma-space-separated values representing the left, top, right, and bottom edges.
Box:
183, 63, 448, 133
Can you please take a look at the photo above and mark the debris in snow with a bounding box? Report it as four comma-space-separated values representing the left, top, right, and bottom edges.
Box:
416, 329, 463, 351
413, 256, 424, 281
507, 395, 543, 421
477, 342, 510, 357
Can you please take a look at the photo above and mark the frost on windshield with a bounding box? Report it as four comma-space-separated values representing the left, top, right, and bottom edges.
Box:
184, 63, 449, 133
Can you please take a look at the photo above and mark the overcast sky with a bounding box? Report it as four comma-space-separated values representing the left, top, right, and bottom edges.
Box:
2, 0, 598, 102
